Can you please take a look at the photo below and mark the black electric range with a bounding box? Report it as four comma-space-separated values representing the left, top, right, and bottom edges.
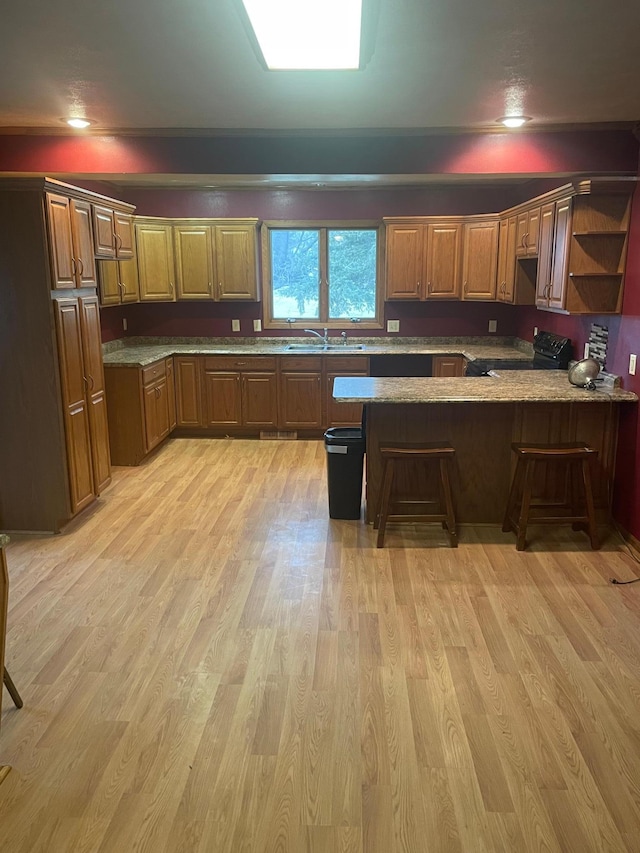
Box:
466, 332, 573, 376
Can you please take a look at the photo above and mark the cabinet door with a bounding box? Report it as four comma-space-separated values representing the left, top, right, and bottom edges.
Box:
326, 373, 366, 427
203, 372, 242, 426
156, 378, 171, 440
120, 259, 140, 303
79, 296, 112, 494
526, 207, 541, 255
432, 356, 465, 377
461, 221, 498, 300
515, 211, 529, 258
385, 225, 424, 299
175, 225, 214, 300
175, 358, 203, 426
93, 205, 117, 258
214, 224, 258, 300
46, 193, 76, 289
144, 382, 162, 451
136, 223, 176, 301
70, 199, 98, 287
242, 373, 278, 427
54, 299, 95, 515
426, 223, 460, 299
98, 261, 121, 306
114, 213, 134, 258
279, 372, 323, 428
548, 198, 572, 310
536, 202, 556, 307
166, 358, 177, 431
497, 217, 517, 303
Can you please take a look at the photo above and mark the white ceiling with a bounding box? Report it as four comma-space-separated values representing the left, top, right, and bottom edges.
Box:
1, 0, 640, 133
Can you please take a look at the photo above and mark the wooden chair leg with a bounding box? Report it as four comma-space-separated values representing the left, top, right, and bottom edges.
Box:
376, 459, 395, 548
581, 458, 600, 550
516, 459, 535, 551
3, 668, 23, 709
439, 458, 458, 548
503, 457, 524, 533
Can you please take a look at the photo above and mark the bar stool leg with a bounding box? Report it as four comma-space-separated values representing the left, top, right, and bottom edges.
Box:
439, 458, 458, 547
516, 459, 536, 551
3, 668, 23, 709
581, 458, 600, 550
502, 457, 524, 533
376, 459, 396, 548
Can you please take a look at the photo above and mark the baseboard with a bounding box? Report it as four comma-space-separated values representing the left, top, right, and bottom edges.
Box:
260, 430, 298, 440
615, 523, 640, 559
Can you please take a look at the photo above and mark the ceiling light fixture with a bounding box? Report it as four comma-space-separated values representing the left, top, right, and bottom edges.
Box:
240, 0, 363, 70
497, 115, 531, 129
65, 118, 92, 129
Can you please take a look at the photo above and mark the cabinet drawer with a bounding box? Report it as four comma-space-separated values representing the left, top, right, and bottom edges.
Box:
279, 356, 323, 371
326, 356, 369, 372
141, 360, 167, 386
203, 356, 277, 371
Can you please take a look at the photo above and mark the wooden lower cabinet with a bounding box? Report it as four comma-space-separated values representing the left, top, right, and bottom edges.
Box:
279, 356, 323, 429
166, 358, 177, 431
144, 376, 171, 452
175, 357, 203, 426
203, 371, 242, 426
432, 355, 466, 377
242, 373, 279, 427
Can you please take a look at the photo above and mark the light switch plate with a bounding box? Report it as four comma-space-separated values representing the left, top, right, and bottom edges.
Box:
488, 320, 497, 333
122, 318, 128, 331
387, 319, 400, 333
253, 319, 262, 332
630, 354, 637, 376
232, 319, 240, 332
533, 326, 538, 337
584, 343, 590, 359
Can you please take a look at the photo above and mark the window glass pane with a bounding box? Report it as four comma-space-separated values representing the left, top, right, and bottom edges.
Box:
270, 229, 320, 319
327, 229, 377, 319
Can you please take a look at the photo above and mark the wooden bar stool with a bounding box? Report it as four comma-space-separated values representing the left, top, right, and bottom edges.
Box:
374, 442, 457, 548
502, 442, 599, 551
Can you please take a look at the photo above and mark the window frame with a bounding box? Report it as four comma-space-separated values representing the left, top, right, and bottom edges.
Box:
261, 220, 385, 330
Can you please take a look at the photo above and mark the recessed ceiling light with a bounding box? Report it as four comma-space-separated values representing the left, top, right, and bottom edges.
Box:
241, 0, 362, 70
497, 116, 531, 128
65, 118, 92, 129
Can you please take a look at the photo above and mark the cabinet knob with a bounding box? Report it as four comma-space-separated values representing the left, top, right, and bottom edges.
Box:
209, 282, 213, 296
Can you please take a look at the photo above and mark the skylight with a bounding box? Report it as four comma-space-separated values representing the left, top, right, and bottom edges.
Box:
241, 0, 363, 70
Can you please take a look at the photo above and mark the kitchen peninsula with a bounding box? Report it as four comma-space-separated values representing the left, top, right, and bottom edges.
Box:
333, 372, 637, 527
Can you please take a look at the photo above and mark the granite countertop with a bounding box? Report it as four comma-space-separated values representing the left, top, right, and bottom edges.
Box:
0, 534, 10, 548
332, 372, 638, 404
102, 336, 533, 367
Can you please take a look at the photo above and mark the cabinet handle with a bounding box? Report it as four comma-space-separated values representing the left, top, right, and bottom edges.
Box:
77, 257, 84, 277
463, 281, 468, 294
427, 281, 431, 294
237, 361, 247, 366
115, 232, 122, 251
121, 281, 127, 294
169, 282, 174, 296
71, 257, 77, 277
209, 282, 213, 297
218, 282, 222, 298
87, 374, 94, 390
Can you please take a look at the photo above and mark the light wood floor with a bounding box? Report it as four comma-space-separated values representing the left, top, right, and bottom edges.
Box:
2, 438, 640, 852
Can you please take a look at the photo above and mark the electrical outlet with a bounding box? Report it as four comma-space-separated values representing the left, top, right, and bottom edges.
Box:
533, 326, 538, 337
253, 319, 262, 332
122, 318, 128, 331
630, 354, 637, 376
232, 319, 240, 332
488, 320, 497, 333
387, 320, 400, 333
584, 343, 590, 359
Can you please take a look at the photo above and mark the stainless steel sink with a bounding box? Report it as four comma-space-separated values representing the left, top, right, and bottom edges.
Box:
284, 344, 365, 352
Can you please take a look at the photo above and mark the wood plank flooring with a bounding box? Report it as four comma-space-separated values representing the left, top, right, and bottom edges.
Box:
1, 437, 640, 852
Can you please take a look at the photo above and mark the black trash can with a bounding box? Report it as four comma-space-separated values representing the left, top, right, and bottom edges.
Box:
324, 427, 366, 519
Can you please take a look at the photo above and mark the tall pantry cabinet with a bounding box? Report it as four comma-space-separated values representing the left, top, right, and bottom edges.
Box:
0, 178, 135, 532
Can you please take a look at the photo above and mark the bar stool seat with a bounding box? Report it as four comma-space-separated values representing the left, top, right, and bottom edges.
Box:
374, 442, 457, 548
502, 442, 599, 551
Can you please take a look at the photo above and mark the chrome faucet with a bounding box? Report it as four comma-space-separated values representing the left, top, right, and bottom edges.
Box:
303, 327, 329, 345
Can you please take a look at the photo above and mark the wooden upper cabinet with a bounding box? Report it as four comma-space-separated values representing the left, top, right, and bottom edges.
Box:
94, 206, 135, 259
536, 202, 556, 307
174, 224, 215, 300
426, 223, 461, 299
120, 258, 140, 303
114, 212, 135, 258
497, 216, 517, 303
548, 198, 572, 310
461, 220, 499, 300
515, 206, 540, 257
214, 222, 259, 301
46, 193, 99, 290
98, 258, 140, 306
136, 221, 176, 301
385, 224, 424, 299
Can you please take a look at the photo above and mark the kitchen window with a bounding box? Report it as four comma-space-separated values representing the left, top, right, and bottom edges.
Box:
262, 222, 383, 329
